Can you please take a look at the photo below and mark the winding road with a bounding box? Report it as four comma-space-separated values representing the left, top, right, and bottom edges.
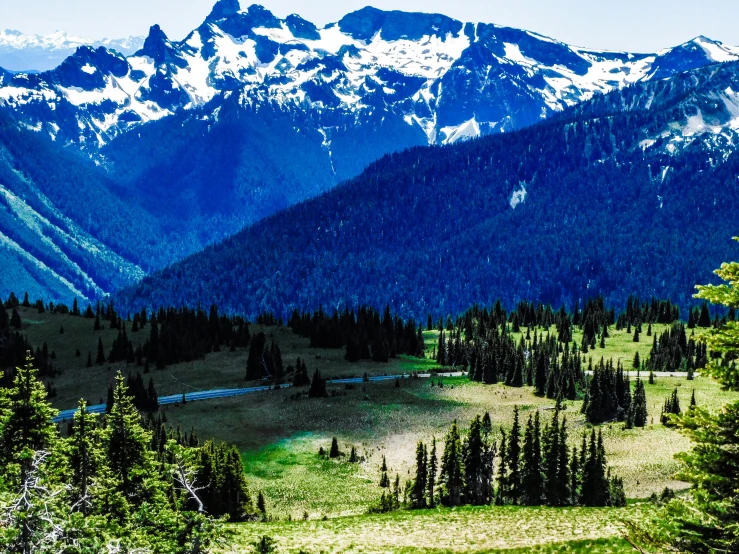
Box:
52, 370, 691, 423
52, 373, 461, 423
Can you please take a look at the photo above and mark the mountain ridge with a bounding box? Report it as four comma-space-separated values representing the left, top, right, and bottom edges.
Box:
2, 2, 739, 304
115, 60, 739, 318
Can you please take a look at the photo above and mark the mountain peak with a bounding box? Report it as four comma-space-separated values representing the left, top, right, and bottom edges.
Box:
206, 0, 242, 22
137, 24, 170, 64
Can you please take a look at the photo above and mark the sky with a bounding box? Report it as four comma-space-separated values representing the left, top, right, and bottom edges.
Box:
5, 0, 739, 53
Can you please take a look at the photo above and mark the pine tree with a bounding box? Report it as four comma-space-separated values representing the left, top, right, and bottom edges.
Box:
521, 412, 543, 506
66, 399, 100, 515
427, 438, 437, 508
0, 351, 58, 468
379, 455, 390, 488
632, 377, 648, 427
580, 429, 609, 507
95, 337, 105, 365
410, 441, 427, 509
542, 409, 562, 506
439, 421, 463, 506
505, 406, 522, 504
329, 437, 340, 458
99, 372, 159, 520
463, 415, 492, 505
256, 491, 267, 515
308, 369, 328, 398
660, 388, 681, 426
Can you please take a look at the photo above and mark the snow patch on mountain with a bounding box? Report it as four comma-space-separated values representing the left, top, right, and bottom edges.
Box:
0, 4, 738, 152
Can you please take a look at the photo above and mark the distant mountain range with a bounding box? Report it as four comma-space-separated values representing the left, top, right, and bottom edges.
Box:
0, 29, 143, 72
1, 1, 738, 305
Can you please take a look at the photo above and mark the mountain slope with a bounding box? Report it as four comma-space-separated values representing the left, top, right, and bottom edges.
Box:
0, 29, 143, 72
3, 2, 739, 302
0, 110, 176, 303
117, 61, 739, 317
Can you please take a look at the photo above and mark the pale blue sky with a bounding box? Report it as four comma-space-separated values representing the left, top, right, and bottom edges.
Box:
4, 0, 739, 53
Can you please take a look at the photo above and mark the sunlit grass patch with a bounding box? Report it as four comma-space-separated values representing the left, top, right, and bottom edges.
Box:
224, 504, 648, 553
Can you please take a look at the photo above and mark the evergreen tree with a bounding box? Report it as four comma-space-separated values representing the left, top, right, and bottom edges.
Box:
95, 337, 105, 365
66, 399, 100, 515
660, 388, 681, 426
632, 377, 648, 427
463, 415, 492, 506
0, 352, 58, 469
542, 409, 563, 506
503, 407, 522, 505
308, 369, 328, 398
329, 437, 340, 458
580, 429, 609, 507
427, 438, 437, 508
521, 412, 543, 506
410, 441, 428, 509
379, 456, 389, 488
98, 372, 161, 521
439, 421, 463, 506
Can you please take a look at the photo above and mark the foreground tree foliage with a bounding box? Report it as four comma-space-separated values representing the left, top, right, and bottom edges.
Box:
0, 353, 256, 553
631, 238, 739, 552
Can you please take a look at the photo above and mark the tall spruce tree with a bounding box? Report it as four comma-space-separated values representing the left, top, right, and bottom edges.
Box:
580, 429, 609, 507
521, 412, 543, 506
427, 438, 437, 508
66, 399, 100, 515
439, 421, 463, 506
410, 441, 428, 509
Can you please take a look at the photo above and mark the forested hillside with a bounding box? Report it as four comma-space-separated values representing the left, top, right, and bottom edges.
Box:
118, 61, 739, 318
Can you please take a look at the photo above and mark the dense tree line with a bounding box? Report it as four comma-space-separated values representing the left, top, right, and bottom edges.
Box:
646, 322, 708, 372
376, 407, 625, 513
0, 353, 257, 552
289, 306, 425, 363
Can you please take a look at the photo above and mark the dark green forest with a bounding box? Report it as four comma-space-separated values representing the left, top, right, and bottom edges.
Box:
117, 62, 739, 320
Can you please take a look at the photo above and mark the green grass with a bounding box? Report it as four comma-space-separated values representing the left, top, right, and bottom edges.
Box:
13, 308, 734, 551
224, 503, 648, 553
243, 435, 380, 519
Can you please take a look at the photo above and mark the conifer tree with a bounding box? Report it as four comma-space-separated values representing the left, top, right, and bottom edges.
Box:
521, 412, 543, 506
542, 409, 562, 506
410, 441, 428, 509
329, 437, 340, 458
96, 337, 105, 365
66, 399, 100, 515
98, 372, 160, 520
308, 369, 328, 398
379, 455, 390, 488
580, 429, 609, 507
660, 388, 681, 426
504, 407, 522, 504
632, 377, 648, 427
463, 415, 492, 505
439, 421, 463, 506
427, 438, 437, 508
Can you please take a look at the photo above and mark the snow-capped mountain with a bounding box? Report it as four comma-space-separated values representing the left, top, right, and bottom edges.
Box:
1, 2, 738, 150
2, 1, 739, 305
0, 29, 143, 72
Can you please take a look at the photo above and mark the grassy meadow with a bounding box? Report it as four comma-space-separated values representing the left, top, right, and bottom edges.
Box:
12, 305, 734, 552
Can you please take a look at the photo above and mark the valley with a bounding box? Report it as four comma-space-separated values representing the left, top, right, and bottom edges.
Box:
1, 2, 739, 553
4, 299, 735, 551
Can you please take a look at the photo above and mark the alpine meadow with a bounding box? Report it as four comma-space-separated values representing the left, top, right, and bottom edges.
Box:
1, 1, 739, 553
